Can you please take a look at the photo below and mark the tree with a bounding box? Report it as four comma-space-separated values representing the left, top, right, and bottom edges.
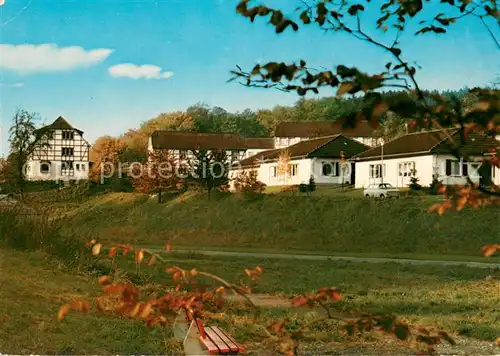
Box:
276, 149, 291, 186
7, 109, 47, 198
89, 136, 127, 183
233, 169, 266, 199
232, 0, 500, 208
188, 149, 230, 197
131, 149, 184, 203
373, 111, 408, 142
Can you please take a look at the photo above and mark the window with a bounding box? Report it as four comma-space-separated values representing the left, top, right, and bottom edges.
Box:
369, 164, 385, 179
231, 151, 239, 162
445, 159, 461, 176
62, 147, 74, 156
270, 166, 277, 178
62, 131, 74, 140
288, 164, 298, 177
322, 162, 340, 176
398, 161, 415, 177
40, 162, 50, 173
76, 164, 80, 170
61, 161, 74, 170
81, 164, 85, 171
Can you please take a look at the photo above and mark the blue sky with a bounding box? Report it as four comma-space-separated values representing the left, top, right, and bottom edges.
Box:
0, 0, 498, 155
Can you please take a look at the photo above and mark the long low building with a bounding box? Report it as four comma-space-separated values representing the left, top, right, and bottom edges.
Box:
229, 134, 369, 188
352, 129, 500, 188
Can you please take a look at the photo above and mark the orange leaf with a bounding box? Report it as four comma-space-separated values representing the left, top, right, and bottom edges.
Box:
190, 268, 198, 276
109, 247, 119, 258
135, 250, 144, 264
255, 266, 263, 273
57, 304, 70, 321
147, 255, 157, 266
140, 303, 153, 318
85, 239, 97, 247
91, 243, 102, 256
166, 242, 173, 252
129, 302, 142, 317
103, 284, 125, 295
482, 244, 500, 257
98, 276, 112, 285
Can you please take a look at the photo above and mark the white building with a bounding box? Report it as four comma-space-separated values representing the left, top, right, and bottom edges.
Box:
273, 120, 382, 149
230, 134, 369, 188
353, 129, 500, 189
26, 117, 91, 182
148, 131, 275, 166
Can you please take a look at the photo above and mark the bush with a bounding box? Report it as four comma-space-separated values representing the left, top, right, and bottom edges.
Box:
233, 170, 266, 200
308, 175, 316, 192
409, 169, 422, 190
298, 183, 309, 193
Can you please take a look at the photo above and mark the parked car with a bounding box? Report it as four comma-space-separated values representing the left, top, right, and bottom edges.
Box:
364, 183, 400, 199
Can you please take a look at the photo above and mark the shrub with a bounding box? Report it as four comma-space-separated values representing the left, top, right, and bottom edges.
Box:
233, 170, 266, 200
308, 175, 316, 192
409, 169, 422, 190
298, 183, 309, 193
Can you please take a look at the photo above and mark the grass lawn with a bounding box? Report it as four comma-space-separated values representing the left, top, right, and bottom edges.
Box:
61, 192, 499, 258
108, 251, 500, 342
1, 248, 499, 354
0, 249, 183, 355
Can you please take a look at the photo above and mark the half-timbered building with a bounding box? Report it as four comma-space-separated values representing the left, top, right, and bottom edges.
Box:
26, 116, 91, 181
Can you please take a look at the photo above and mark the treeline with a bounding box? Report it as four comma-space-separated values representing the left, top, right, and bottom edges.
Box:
92, 88, 472, 171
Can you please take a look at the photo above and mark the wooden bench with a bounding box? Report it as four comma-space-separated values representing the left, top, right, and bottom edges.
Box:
173, 307, 245, 355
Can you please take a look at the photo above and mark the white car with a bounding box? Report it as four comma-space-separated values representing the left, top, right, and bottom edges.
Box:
364, 183, 400, 199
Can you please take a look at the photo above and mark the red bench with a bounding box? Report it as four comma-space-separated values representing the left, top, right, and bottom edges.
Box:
181, 307, 245, 355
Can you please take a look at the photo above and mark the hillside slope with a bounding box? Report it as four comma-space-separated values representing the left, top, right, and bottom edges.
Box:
63, 192, 499, 257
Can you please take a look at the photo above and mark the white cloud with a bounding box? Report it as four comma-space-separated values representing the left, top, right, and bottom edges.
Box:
108, 63, 174, 80
0, 82, 24, 88
0, 43, 113, 74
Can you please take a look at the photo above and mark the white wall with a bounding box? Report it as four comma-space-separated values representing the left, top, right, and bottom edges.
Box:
354, 154, 486, 189
26, 160, 89, 181
244, 148, 271, 159
229, 157, 355, 188
310, 158, 352, 185
26, 128, 90, 181
274, 137, 304, 149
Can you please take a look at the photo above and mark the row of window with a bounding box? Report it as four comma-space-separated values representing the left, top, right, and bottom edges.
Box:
269, 164, 299, 178
369, 160, 482, 179
39, 161, 86, 174
171, 150, 245, 161
43, 131, 75, 140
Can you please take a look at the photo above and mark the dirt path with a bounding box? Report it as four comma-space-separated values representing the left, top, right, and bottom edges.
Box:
159, 249, 500, 269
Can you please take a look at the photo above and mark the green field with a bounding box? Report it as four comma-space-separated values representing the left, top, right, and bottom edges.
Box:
1, 248, 499, 354
59, 191, 499, 259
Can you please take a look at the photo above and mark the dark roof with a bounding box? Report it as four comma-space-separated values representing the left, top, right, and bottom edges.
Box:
274, 120, 377, 138
243, 137, 274, 149
151, 131, 247, 150
354, 129, 500, 161
37, 116, 83, 135
235, 135, 369, 168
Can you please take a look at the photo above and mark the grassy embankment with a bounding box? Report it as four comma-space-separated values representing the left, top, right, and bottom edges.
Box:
60, 191, 500, 260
